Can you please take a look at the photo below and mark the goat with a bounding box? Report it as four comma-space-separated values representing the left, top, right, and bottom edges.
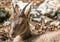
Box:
9, 1, 60, 42
9, 1, 34, 42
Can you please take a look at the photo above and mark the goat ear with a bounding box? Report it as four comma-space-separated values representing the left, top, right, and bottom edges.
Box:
15, 5, 20, 15
24, 2, 33, 16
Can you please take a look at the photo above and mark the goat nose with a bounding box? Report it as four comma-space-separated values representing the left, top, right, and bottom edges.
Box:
10, 32, 15, 39
11, 32, 16, 38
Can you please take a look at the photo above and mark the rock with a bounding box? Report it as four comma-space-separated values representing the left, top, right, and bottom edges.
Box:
41, 16, 53, 24
50, 21, 60, 26
0, 8, 10, 23
37, 0, 60, 17
57, 12, 60, 20
16, 1, 28, 11
3, 21, 11, 26
30, 9, 41, 22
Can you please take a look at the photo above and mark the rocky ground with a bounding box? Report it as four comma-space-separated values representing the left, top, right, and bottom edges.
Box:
0, 0, 60, 42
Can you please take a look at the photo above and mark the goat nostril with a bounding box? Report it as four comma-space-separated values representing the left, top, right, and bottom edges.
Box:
11, 32, 15, 38
12, 32, 14, 35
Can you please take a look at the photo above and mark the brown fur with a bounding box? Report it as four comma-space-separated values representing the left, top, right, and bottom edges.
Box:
12, 31, 60, 42
9, 1, 34, 41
